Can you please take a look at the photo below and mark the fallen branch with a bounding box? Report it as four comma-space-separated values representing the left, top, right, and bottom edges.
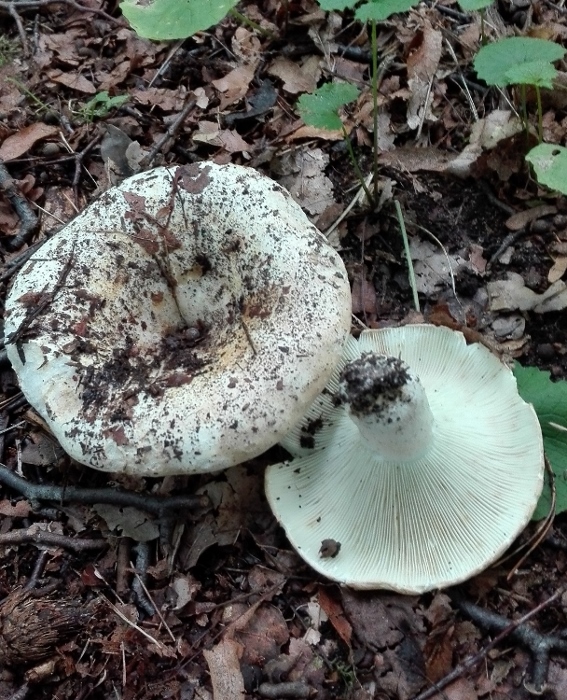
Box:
412, 587, 567, 699
0, 463, 209, 517
0, 527, 105, 551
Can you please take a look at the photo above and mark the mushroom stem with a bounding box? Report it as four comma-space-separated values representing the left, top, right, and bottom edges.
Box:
337, 352, 434, 460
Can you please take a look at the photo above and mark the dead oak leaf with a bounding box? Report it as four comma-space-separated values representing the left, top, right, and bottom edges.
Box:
213, 63, 256, 110
267, 55, 322, 94
131, 87, 187, 112
193, 121, 251, 153
46, 70, 96, 94
406, 21, 443, 130
0, 123, 59, 161
204, 638, 246, 700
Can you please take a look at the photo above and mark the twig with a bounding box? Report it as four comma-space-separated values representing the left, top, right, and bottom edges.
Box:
8, 2, 29, 56
5, 249, 75, 346
26, 550, 50, 588
131, 542, 154, 617
102, 596, 170, 651
132, 566, 176, 641
258, 682, 310, 699
412, 587, 567, 699
0, 462, 209, 517
0, 0, 123, 24
0, 159, 39, 251
0, 527, 106, 551
487, 227, 528, 269
140, 98, 197, 168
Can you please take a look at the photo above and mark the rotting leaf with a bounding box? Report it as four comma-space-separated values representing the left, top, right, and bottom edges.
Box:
203, 638, 246, 700
93, 504, 159, 541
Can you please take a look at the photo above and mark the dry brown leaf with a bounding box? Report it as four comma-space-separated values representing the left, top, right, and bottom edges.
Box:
0, 500, 31, 517
46, 70, 96, 94
0, 123, 58, 161
267, 55, 321, 94
548, 256, 567, 283
505, 204, 556, 231
225, 603, 289, 666
317, 587, 352, 647
192, 121, 251, 153
277, 148, 335, 218
287, 124, 344, 141
487, 272, 567, 313
231, 26, 261, 63
131, 87, 187, 112
406, 21, 443, 130
203, 638, 245, 700
213, 64, 256, 110
428, 678, 478, 700
352, 274, 377, 317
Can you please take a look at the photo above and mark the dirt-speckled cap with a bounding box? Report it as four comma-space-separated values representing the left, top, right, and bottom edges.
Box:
266, 325, 544, 593
5, 163, 351, 476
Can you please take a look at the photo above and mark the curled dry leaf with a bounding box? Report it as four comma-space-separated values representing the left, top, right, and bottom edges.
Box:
0, 123, 58, 161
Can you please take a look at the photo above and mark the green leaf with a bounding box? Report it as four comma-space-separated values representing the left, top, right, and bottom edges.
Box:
120, 0, 238, 40
514, 364, 567, 520
458, 0, 493, 10
474, 36, 566, 87
318, 0, 357, 9
355, 0, 420, 21
297, 82, 360, 131
526, 143, 567, 195
505, 60, 557, 89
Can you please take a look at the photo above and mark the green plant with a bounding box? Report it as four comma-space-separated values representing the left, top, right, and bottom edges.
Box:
474, 37, 566, 142
514, 364, 567, 520
6, 77, 51, 115
0, 36, 19, 67
525, 143, 567, 195
297, 0, 420, 207
76, 91, 129, 123
457, 0, 494, 45
120, 0, 252, 40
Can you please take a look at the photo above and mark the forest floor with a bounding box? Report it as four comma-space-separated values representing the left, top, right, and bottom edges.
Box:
1, 0, 567, 698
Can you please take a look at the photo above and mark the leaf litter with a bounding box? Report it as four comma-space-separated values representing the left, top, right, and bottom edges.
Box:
1, 0, 567, 698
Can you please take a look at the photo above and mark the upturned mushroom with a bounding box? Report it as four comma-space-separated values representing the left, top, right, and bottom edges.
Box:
265, 324, 544, 593
4, 163, 351, 476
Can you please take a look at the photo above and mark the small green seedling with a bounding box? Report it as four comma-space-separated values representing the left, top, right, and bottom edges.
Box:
301, 0, 419, 207
77, 92, 129, 123
514, 363, 567, 520
457, 0, 494, 44
526, 143, 567, 195
0, 36, 19, 67
474, 37, 566, 142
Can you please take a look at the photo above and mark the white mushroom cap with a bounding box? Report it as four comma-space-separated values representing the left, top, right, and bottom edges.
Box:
265, 324, 544, 593
5, 163, 351, 476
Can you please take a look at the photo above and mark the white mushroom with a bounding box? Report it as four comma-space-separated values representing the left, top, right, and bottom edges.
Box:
265, 324, 544, 593
5, 163, 351, 476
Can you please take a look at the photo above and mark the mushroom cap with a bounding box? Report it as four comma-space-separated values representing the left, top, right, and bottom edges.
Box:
5, 163, 351, 476
265, 324, 544, 593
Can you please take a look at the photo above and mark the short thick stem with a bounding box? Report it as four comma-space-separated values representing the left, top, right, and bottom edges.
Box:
337, 352, 434, 460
